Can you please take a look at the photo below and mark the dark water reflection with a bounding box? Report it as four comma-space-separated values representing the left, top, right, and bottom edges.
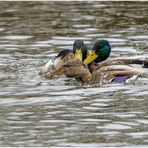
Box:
0, 1, 148, 147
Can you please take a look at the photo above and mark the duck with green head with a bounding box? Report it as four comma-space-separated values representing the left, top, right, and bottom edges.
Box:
82, 40, 148, 83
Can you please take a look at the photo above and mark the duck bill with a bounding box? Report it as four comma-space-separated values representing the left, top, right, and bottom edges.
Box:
74, 49, 83, 61
84, 50, 98, 64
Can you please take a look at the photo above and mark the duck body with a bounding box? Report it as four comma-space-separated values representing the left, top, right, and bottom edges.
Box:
44, 53, 148, 84
90, 55, 148, 84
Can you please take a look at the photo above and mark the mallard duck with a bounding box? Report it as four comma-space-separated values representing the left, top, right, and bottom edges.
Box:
39, 40, 87, 74
53, 40, 88, 70
84, 40, 111, 64
44, 53, 148, 84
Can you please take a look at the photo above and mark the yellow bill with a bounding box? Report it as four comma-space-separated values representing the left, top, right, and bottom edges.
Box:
84, 50, 98, 64
74, 49, 83, 61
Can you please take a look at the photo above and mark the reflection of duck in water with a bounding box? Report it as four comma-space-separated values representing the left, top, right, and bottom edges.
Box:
41, 40, 148, 84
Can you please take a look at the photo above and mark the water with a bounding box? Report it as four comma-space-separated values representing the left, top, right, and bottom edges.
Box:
0, 1, 148, 147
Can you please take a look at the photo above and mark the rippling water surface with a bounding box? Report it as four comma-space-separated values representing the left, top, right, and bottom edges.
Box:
0, 1, 148, 147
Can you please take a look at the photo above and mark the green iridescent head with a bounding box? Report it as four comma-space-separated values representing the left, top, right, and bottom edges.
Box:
84, 40, 111, 64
